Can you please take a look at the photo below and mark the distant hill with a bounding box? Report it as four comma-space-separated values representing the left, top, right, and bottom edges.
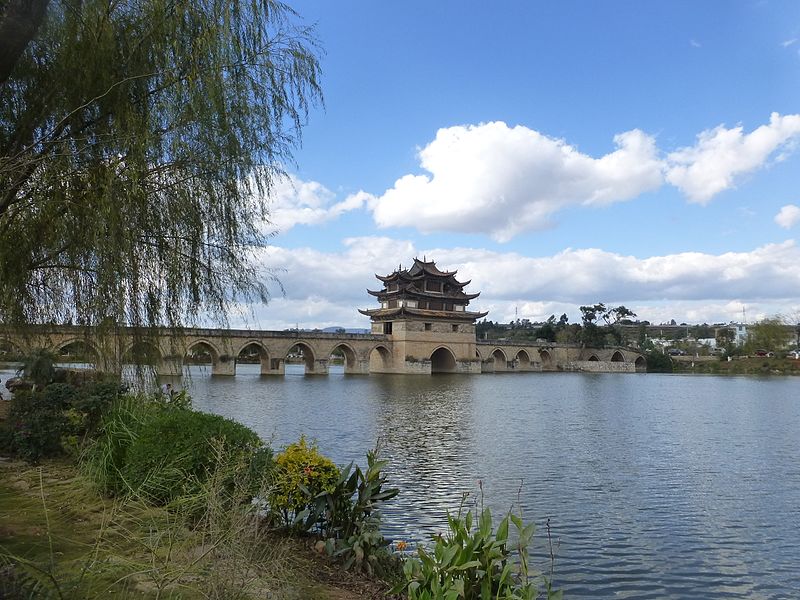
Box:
321, 326, 370, 334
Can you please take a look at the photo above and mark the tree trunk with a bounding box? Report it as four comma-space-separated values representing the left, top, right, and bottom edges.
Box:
0, 0, 50, 84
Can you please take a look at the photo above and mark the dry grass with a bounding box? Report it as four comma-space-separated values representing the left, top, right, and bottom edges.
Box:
0, 456, 385, 599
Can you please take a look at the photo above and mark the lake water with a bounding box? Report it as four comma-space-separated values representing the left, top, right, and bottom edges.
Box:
3, 365, 799, 598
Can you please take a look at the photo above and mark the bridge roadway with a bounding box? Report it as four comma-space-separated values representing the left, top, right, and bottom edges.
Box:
0, 325, 646, 375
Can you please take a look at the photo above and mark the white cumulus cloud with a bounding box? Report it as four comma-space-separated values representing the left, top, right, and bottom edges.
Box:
665, 112, 800, 203
775, 204, 800, 229
261, 174, 368, 233
234, 238, 800, 329
370, 122, 663, 242
366, 115, 800, 240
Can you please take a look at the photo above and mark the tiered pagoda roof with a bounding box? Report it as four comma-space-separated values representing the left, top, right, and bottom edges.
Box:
359, 258, 488, 321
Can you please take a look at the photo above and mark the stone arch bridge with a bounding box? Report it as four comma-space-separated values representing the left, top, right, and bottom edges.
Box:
476, 341, 646, 373
0, 325, 394, 376
0, 325, 646, 376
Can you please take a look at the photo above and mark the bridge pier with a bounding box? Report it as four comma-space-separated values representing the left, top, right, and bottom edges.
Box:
308, 358, 329, 375
158, 356, 184, 377
349, 358, 371, 375
260, 358, 285, 376
211, 357, 236, 376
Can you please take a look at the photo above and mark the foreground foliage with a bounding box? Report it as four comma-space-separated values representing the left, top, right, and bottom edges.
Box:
269, 436, 340, 525
398, 500, 560, 600
0, 379, 123, 462
304, 448, 400, 575
1, 377, 561, 598
82, 393, 269, 509
0, 455, 340, 599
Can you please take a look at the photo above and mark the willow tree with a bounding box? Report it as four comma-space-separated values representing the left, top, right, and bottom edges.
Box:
0, 0, 322, 330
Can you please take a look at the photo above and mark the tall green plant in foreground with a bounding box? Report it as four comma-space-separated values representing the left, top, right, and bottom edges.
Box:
82, 393, 269, 508
398, 497, 561, 600
303, 448, 399, 574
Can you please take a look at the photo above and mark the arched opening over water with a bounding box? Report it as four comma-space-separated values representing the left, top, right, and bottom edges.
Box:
237, 342, 269, 372
611, 351, 625, 363
185, 340, 219, 367
124, 340, 162, 366
431, 346, 457, 374
539, 349, 552, 366
56, 340, 99, 366
515, 349, 530, 369
588, 355, 599, 362
287, 342, 316, 374
635, 356, 647, 372
330, 343, 357, 373
491, 348, 508, 371
369, 345, 392, 372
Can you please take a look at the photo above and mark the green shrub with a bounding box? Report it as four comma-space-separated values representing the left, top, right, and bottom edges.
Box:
397, 501, 561, 600
70, 381, 126, 436
303, 447, 399, 574
122, 408, 264, 505
17, 348, 57, 389
81, 394, 158, 495
2, 388, 70, 462
0, 379, 126, 463
643, 350, 672, 373
269, 436, 339, 525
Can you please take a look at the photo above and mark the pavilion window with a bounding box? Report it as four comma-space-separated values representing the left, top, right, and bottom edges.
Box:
425, 280, 442, 292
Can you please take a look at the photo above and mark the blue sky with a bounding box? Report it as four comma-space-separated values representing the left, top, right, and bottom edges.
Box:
242, 1, 800, 330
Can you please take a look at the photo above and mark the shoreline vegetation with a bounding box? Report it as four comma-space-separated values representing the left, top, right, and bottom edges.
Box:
643, 352, 800, 375
1, 359, 561, 600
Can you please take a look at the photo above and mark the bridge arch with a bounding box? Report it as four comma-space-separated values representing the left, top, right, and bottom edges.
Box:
0, 337, 26, 360
123, 340, 162, 365
235, 341, 269, 370
490, 348, 508, 372
369, 344, 392, 372
611, 351, 625, 363
515, 349, 531, 369
635, 355, 647, 372
185, 339, 221, 363
55, 338, 100, 364
286, 341, 317, 373
588, 354, 599, 362
430, 346, 457, 374
539, 349, 552, 366
329, 342, 358, 373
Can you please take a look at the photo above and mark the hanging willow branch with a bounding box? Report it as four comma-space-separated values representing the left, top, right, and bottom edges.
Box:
0, 0, 323, 330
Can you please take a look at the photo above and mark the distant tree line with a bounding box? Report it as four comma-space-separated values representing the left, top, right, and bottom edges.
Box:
477, 303, 637, 348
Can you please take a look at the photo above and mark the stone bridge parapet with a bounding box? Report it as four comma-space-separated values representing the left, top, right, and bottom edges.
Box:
0, 325, 646, 376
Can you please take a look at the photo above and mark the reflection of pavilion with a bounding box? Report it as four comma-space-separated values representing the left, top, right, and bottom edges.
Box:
359, 258, 487, 374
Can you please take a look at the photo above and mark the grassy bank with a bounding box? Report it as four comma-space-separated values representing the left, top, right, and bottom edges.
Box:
671, 356, 800, 375
0, 457, 392, 599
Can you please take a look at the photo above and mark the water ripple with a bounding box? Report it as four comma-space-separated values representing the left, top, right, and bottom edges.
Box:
156, 367, 800, 598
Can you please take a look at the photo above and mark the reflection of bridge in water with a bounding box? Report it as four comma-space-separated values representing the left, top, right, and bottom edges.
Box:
0, 324, 646, 376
